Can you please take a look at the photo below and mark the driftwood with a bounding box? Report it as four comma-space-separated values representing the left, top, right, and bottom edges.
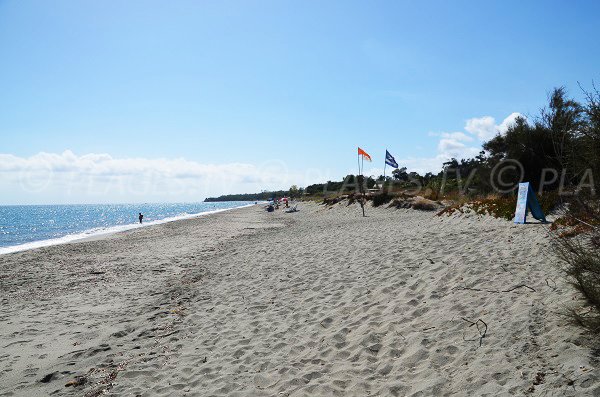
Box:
455, 284, 536, 293
462, 318, 488, 347
545, 278, 557, 289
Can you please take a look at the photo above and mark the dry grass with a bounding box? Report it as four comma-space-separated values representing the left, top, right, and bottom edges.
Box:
551, 197, 600, 237
317, 191, 442, 212
553, 232, 600, 333
437, 192, 559, 220
411, 198, 438, 211
551, 196, 600, 333
388, 199, 411, 209
387, 196, 438, 211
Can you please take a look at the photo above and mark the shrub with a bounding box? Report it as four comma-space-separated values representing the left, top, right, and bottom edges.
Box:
372, 192, 395, 207
388, 199, 411, 209
552, 197, 600, 333
554, 233, 600, 332
322, 196, 343, 206
551, 194, 600, 236
437, 204, 462, 217
411, 198, 437, 211
347, 194, 356, 206
437, 192, 559, 220
436, 195, 515, 219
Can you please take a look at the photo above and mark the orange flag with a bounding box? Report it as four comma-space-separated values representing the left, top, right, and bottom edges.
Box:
358, 147, 372, 162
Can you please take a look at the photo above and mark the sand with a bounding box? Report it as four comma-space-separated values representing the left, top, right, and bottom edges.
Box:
0, 201, 598, 396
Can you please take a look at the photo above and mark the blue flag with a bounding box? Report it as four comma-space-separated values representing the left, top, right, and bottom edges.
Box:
385, 150, 398, 168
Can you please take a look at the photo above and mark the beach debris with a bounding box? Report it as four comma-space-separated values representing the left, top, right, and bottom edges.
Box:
545, 278, 557, 289
157, 329, 180, 338
65, 376, 87, 387
171, 306, 186, 316
503, 284, 536, 293
526, 371, 546, 393
83, 360, 130, 397
533, 371, 546, 385
461, 318, 488, 347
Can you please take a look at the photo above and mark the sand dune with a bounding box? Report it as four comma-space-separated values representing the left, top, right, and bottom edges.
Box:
0, 202, 597, 396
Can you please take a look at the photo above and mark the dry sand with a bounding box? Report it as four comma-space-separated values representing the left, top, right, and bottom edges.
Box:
0, 201, 598, 396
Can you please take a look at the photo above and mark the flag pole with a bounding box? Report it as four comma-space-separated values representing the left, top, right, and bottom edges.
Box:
383, 150, 387, 188
361, 155, 365, 217
383, 163, 387, 193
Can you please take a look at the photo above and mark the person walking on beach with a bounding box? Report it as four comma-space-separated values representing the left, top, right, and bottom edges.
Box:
138, 212, 144, 224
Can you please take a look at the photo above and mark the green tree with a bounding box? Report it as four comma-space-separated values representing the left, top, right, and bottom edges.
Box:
392, 167, 408, 181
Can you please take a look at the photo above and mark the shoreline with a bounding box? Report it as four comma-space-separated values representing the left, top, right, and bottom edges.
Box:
0, 203, 255, 256
0, 202, 597, 396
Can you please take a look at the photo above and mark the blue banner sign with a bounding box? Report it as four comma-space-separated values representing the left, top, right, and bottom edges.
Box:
514, 182, 547, 224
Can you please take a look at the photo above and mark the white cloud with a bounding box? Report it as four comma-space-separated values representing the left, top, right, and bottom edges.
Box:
437, 138, 480, 159
0, 150, 264, 180
465, 116, 496, 141
465, 113, 523, 141
395, 155, 448, 175
398, 112, 524, 174
0, 150, 324, 204
497, 112, 522, 134
428, 131, 473, 141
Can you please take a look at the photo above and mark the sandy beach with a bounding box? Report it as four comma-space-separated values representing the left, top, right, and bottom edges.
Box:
1, 202, 598, 396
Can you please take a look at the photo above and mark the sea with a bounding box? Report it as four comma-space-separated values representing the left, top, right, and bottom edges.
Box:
0, 201, 253, 255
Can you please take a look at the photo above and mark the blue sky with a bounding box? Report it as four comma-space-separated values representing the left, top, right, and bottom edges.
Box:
1, 0, 599, 204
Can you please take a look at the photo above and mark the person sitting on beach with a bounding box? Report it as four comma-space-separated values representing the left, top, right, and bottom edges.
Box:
138, 212, 144, 224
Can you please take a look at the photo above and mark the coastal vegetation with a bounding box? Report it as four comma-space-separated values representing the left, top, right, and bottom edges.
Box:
204, 186, 304, 202
331, 85, 600, 333
307, 85, 600, 202
552, 197, 600, 333
210, 84, 600, 222
204, 189, 299, 202
209, 85, 600, 334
